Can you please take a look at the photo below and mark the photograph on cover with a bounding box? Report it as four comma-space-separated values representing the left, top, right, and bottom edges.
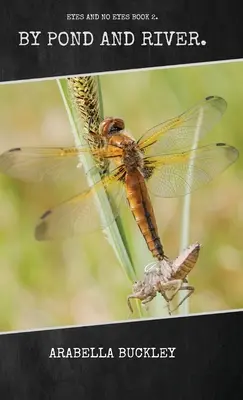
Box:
0, 60, 242, 332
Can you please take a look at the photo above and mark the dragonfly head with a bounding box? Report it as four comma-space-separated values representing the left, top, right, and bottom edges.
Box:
99, 117, 125, 137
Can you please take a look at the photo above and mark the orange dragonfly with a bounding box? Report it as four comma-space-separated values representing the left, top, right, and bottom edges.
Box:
0, 96, 239, 261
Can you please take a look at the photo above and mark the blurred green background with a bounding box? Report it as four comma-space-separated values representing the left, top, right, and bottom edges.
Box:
0, 61, 243, 332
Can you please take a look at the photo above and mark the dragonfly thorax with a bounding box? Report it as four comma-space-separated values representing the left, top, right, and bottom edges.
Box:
107, 132, 144, 172
122, 141, 144, 172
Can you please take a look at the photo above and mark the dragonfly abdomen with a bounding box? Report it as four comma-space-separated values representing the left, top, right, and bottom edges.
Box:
125, 170, 165, 261
171, 243, 201, 280
172, 261, 192, 280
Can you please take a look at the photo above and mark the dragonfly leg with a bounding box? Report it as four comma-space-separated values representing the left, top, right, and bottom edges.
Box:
141, 293, 157, 304
140, 293, 157, 312
159, 279, 183, 302
156, 280, 183, 316
169, 285, 195, 314
127, 294, 138, 313
167, 301, 172, 316
127, 289, 153, 313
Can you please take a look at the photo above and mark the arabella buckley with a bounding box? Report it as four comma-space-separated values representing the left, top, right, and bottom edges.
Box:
49, 347, 176, 359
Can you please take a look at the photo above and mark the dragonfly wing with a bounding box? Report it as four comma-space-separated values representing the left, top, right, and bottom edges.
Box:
138, 96, 227, 155
0, 146, 93, 183
145, 143, 239, 198
0, 144, 124, 183
34, 169, 125, 241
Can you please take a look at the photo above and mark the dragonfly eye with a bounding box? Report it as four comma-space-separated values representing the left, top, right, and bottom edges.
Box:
99, 117, 125, 136
108, 118, 125, 135
108, 126, 121, 135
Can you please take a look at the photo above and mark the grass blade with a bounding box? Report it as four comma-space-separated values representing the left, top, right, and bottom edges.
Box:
179, 106, 203, 314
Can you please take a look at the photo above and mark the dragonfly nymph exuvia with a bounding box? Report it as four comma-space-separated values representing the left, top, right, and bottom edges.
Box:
0, 96, 239, 263
127, 242, 201, 315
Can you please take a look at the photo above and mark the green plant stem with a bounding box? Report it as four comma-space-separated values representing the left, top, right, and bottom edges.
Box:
179, 107, 203, 315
